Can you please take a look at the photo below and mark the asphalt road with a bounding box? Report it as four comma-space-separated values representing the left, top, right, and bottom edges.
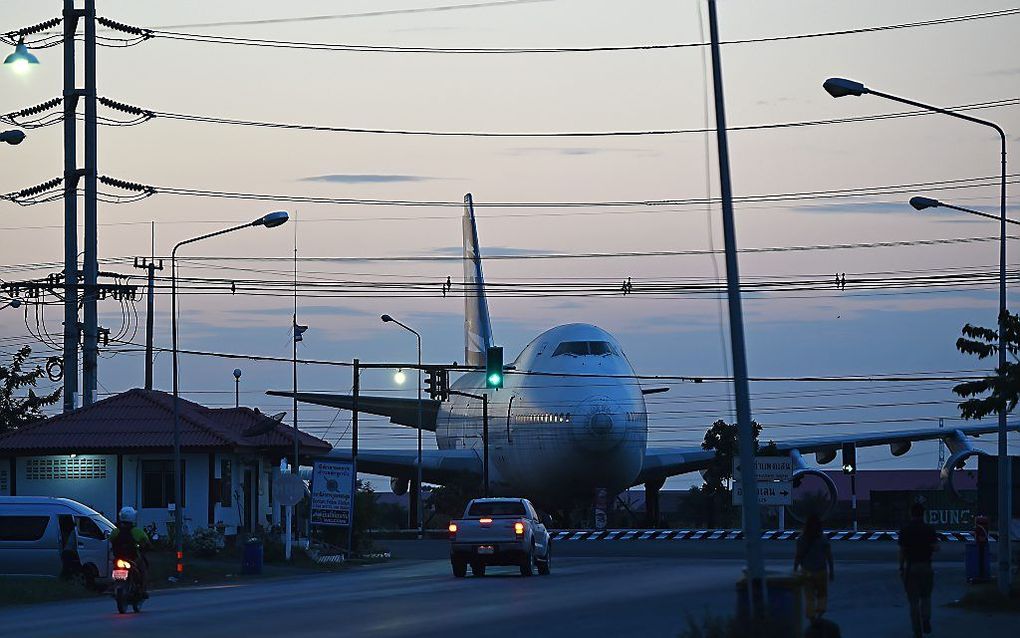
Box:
1, 541, 1010, 638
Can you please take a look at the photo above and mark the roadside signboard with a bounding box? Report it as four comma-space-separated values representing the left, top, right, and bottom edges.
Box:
733, 457, 793, 483
275, 473, 306, 507
310, 459, 354, 527
732, 456, 793, 506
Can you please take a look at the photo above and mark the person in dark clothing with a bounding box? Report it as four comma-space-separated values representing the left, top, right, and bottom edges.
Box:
898, 502, 939, 637
794, 514, 835, 621
58, 515, 80, 580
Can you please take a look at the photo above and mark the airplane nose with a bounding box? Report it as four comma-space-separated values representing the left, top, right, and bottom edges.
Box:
588, 413, 614, 437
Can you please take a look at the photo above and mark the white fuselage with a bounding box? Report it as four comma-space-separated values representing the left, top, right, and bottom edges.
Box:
434, 323, 648, 502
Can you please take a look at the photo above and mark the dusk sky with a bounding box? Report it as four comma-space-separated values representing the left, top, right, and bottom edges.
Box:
2, 0, 1018, 489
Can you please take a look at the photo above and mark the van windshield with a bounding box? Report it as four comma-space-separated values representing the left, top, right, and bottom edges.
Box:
467, 501, 526, 517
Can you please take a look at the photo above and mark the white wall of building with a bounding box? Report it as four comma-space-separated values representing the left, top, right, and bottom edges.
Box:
14, 454, 118, 521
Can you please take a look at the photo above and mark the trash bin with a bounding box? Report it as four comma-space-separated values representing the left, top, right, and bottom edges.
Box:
965, 542, 991, 583
735, 573, 804, 638
241, 538, 263, 575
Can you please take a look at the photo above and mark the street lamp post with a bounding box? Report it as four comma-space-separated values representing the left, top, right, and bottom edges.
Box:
826, 77, 1011, 592
381, 314, 424, 538
171, 211, 288, 574
233, 368, 242, 408
0, 130, 26, 145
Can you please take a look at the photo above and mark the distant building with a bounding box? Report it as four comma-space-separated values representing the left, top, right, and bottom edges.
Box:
819, 469, 977, 504
0, 388, 330, 537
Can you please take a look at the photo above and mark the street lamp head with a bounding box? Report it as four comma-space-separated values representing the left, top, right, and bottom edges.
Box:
252, 210, 289, 228
823, 77, 867, 98
909, 196, 941, 211
233, 368, 242, 380
4, 38, 40, 75
380, 314, 394, 323
1, 130, 26, 146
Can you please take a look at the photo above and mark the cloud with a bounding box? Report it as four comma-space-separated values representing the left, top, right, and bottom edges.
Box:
427, 245, 553, 256
791, 201, 916, 215
505, 146, 658, 157
301, 174, 435, 184
983, 67, 1020, 77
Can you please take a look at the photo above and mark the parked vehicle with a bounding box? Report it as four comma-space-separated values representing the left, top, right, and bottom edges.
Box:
0, 496, 114, 587
111, 556, 145, 614
448, 498, 551, 577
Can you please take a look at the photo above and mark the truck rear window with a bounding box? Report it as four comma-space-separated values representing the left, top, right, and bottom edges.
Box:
468, 501, 525, 517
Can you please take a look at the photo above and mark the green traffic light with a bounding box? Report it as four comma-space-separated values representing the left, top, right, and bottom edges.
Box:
487, 373, 502, 387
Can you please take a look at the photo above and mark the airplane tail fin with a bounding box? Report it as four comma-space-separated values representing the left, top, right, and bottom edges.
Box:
463, 193, 493, 366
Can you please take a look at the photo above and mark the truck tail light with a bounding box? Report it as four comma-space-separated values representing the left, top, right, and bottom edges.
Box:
448, 522, 458, 540
514, 521, 525, 536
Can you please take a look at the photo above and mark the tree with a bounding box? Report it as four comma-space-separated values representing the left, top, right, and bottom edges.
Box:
699, 419, 775, 528
952, 311, 1020, 420
700, 419, 765, 496
1, 346, 60, 433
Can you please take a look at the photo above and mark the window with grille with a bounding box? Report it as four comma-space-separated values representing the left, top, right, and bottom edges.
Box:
25, 457, 107, 481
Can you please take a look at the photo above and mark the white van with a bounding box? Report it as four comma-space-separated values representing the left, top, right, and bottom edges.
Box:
0, 496, 114, 586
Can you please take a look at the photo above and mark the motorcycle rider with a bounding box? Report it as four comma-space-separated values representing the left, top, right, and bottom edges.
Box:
109, 506, 151, 598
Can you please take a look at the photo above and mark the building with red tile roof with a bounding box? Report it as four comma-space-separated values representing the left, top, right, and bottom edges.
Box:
0, 388, 331, 536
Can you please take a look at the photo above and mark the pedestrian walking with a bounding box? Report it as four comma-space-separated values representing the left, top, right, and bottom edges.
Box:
794, 513, 835, 621
899, 501, 939, 637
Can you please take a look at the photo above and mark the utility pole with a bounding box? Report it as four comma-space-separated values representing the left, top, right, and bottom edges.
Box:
707, 0, 766, 615
133, 256, 163, 390
61, 0, 80, 413
81, 0, 99, 407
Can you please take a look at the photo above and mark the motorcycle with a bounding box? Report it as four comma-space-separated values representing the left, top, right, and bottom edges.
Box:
111, 557, 145, 614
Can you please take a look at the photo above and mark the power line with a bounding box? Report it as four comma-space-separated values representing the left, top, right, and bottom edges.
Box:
147, 8, 1019, 54
135, 98, 1018, 138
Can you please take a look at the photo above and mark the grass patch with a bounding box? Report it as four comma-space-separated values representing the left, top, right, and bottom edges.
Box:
147, 546, 353, 589
949, 583, 1020, 613
0, 577, 99, 607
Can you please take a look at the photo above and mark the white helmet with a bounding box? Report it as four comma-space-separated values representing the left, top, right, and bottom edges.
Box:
118, 506, 137, 524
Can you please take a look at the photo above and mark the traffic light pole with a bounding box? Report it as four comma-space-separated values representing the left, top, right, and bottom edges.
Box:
448, 389, 489, 497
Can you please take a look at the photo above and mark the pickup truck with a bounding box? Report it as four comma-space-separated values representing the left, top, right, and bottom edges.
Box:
448, 498, 551, 577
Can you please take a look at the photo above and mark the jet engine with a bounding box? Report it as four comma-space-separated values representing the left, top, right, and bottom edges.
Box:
391, 476, 409, 496
940, 429, 987, 498
787, 449, 838, 522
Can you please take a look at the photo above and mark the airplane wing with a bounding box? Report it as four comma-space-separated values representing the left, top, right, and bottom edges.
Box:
267, 391, 440, 431
319, 448, 481, 485
635, 421, 1017, 485
768, 422, 1012, 457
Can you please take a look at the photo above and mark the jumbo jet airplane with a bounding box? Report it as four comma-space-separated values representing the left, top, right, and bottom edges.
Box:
271, 194, 1014, 511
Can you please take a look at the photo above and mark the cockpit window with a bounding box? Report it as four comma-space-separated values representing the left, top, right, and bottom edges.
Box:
552, 341, 616, 357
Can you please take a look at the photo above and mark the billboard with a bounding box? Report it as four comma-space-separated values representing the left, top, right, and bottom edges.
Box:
310, 459, 354, 527
870, 489, 978, 531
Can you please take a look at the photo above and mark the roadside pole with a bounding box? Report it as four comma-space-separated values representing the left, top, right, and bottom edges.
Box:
347, 359, 360, 556
707, 0, 766, 616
